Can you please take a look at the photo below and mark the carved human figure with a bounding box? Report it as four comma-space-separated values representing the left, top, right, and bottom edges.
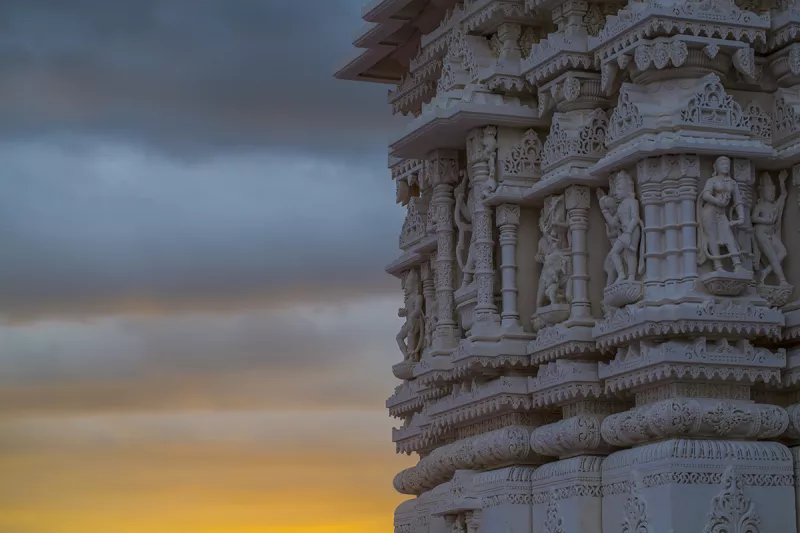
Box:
536, 195, 571, 307
697, 156, 747, 273
396, 269, 424, 361
454, 171, 475, 287
597, 170, 645, 286
752, 171, 789, 286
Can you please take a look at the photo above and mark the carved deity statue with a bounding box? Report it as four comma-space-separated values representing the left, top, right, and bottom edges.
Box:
752, 171, 789, 286
397, 269, 425, 362
454, 171, 475, 288
536, 195, 571, 307
697, 156, 747, 273
597, 170, 645, 287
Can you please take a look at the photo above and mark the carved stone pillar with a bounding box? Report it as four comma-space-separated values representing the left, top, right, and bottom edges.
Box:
496, 204, 521, 331
420, 258, 437, 352
467, 126, 500, 334
428, 150, 460, 352
637, 158, 664, 290
566, 185, 591, 322
734, 158, 756, 276
662, 175, 682, 285
677, 162, 700, 285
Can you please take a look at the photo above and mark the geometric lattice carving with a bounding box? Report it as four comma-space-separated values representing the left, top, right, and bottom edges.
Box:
502, 129, 542, 178
679, 74, 745, 129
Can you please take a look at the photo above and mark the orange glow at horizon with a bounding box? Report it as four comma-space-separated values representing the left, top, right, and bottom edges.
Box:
0, 410, 415, 533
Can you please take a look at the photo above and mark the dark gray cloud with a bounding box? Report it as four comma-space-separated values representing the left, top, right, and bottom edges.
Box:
0, 0, 399, 157
0, 139, 403, 320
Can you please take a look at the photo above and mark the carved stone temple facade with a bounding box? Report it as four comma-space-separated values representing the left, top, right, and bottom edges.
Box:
336, 1, 800, 532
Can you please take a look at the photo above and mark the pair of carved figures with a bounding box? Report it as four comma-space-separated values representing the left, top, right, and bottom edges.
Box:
598, 170, 645, 288
536, 195, 571, 308
697, 156, 789, 286
397, 269, 426, 362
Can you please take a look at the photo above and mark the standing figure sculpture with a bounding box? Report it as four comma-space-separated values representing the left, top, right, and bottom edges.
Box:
597, 170, 645, 286
752, 171, 789, 286
536, 195, 571, 308
696, 156, 747, 273
397, 269, 425, 362
454, 171, 475, 289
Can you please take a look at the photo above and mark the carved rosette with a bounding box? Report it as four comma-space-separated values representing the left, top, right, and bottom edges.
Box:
393, 425, 542, 495
531, 415, 616, 459
601, 399, 788, 447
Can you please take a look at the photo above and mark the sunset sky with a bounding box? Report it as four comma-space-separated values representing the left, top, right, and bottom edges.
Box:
0, 2, 416, 532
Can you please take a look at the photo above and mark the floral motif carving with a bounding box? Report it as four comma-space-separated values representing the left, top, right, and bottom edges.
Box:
622, 471, 651, 533
703, 467, 761, 533
543, 490, 564, 533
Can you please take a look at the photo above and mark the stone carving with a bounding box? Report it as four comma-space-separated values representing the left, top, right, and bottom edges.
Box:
543, 490, 564, 533
339, 5, 800, 533
702, 467, 761, 533
535, 194, 571, 328
397, 269, 425, 363
622, 470, 651, 533
601, 399, 788, 447
502, 129, 542, 178
680, 74, 745, 129
752, 171, 792, 307
454, 171, 475, 287
598, 170, 645, 309
697, 156, 752, 296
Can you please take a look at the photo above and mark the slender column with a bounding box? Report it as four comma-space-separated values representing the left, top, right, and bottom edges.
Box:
566, 185, 591, 321
662, 177, 682, 284
637, 158, 664, 288
734, 158, 756, 275
496, 204, 521, 331
678, 158, 700, 284
420, 258, 436, 351
428, 150, 460, 351
467, 127, 500, 331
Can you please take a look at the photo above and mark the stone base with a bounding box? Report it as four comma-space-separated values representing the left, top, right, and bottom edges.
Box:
603, 280, 643, 309
758, 283, 794, 308
698, 269, 752, 296
392, 360, 415, 380
531, 456, 603, 533
602, 439, 796, 533
532, 304, 571, 332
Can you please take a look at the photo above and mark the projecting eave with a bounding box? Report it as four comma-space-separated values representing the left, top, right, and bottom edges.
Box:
389, 103, 546, 159
335, 45, 404, 84
362, 0, 421, 23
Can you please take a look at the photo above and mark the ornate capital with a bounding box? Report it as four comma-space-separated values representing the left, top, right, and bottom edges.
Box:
565, 185, 590, 210
496, 204, 521, 227
426, 150, 460, 186
636, 154, 700, 185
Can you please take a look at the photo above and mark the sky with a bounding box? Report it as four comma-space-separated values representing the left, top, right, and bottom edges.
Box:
0, 2, 416, 532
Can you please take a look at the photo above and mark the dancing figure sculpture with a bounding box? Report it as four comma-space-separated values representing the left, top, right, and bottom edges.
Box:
752, 171, 789, 286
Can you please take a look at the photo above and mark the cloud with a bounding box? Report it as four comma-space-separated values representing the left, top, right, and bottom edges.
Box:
0, 296, 404, 415
0, 0, 400, 157
0, 410, 414, 533
0, 138, 403, 320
